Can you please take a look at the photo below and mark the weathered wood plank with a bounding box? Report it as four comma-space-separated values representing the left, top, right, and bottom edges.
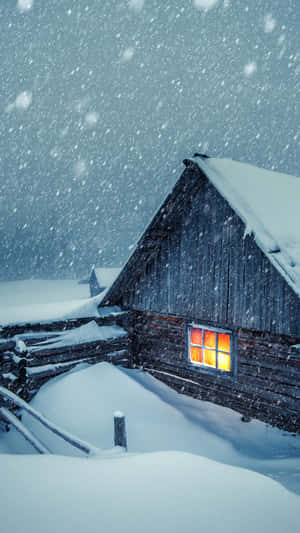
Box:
129, 310, 300, 432
106, 167, 300, 337
145, 367, 300, 433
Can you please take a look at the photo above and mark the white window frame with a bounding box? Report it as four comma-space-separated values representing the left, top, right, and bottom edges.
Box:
188, 323, 232, 372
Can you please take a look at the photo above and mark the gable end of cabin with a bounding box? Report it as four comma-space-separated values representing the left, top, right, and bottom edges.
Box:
102, 162, 300, 432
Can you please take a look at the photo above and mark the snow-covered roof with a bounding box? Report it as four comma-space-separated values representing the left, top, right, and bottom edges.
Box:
0, 279, 122, 327
92, 268, 122, 288
193, 157, 300, 298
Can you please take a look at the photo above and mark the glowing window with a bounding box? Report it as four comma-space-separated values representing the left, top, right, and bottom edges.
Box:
189, 327, 231, 372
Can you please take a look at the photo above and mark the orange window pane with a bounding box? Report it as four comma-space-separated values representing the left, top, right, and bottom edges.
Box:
218, 333, 230, 353
218, 352, 231, 371
190, 346, 203, 363
204, 330, 216, 349
191, 328, 202, 346
204, 349, 216, 367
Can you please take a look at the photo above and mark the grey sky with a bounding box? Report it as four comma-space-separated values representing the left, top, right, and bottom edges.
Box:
0, 0, 299, 279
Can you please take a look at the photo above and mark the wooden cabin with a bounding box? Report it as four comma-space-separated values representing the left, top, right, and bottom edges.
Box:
101, 157, 300, 433
89, 267, 121, 297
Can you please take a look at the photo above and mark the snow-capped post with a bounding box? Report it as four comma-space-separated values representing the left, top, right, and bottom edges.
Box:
114, 411, 127, 451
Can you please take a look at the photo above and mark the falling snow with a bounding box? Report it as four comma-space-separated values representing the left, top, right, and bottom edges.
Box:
243, 62, 257, 77
193, 0, 219, 11
264, 14, 277, 33
15, 91, 32, 110
6, 91, 32, 112
122, 47, 135, 62
17, 0, 34, 13
74, 160, 87, 178
128, 0, 145, 11
0, 1, 299, 280
84, 112, 99, 128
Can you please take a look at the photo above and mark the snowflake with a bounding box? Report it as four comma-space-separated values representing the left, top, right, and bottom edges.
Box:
85, 112, 99, 127
264, 14, 276, 33
128, 0, 144, 11
17, 0, 33, 13
244, 62, 257, 77
193, 0, 219, 11
122, 47, 135, 62
15, 91, 32, 110
74, 160, 87, 178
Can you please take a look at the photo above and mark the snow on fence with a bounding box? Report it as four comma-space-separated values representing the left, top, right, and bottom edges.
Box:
0, 385, 101, 455
0, 385, 128, 456
0, 311, 132, 402
0, 407, 51, 454
0, 309, 131, 338
0, 309, 132, 452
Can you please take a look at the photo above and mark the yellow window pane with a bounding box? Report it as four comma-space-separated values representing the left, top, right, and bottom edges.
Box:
191, 328, 202, 346
190, 346, 203, 363
204, 330, 216, 349
218, 352, 231, 371
204, 349, 216, 367
218, 333, 230, 353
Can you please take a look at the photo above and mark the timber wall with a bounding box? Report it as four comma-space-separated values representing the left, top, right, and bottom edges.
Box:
117, 166, 300, 336
132, 310, 300, 433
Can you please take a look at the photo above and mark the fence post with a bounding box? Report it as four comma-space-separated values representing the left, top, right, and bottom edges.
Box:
114, 411, 127, 450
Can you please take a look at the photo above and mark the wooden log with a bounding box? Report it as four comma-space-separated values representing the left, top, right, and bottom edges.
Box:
25, 350, 130, 388
239, 356, 300, 380
27, 341, 130, 368
0, 312, 131, 339
0, 361, 13, 373
114, 411, 127, 450
238, 362, 300, 392
144, 366, 300, 433
0, 385, 100, 456
29, 336, 130, 359
238, 343, 300, 368
18, 358, 27, 370
0, 407, 50, 454
141, 356, 300, 411
0, 340, 16, 353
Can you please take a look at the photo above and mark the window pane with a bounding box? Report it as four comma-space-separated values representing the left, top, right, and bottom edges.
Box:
204, 330, 216, 349
218, 352, 231, 371
218, 333, 230, 353
204, 349, 216, 367
190, 346, 203, 363
191, 328, 202, 346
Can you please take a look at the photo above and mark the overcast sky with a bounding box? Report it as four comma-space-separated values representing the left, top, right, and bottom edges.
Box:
0, 0, 299, 280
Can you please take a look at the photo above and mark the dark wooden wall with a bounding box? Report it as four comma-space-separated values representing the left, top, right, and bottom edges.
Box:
132, 311, 300, 433
120, 167, 300, 337
102, 165, 300, 431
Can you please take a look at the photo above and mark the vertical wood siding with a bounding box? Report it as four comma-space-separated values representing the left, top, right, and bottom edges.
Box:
121, 168, 300, 337
103, 166, 300, 431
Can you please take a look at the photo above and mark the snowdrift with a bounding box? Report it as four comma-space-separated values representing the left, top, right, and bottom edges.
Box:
1, 451, 299, 533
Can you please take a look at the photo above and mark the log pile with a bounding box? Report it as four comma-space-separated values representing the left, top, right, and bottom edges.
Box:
0, 340, 28, 402
0, 312, 132, 408
0, 311, 131, 338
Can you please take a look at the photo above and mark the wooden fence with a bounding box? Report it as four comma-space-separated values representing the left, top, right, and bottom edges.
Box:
0, 312, 132, 405
0, 385, 128, 454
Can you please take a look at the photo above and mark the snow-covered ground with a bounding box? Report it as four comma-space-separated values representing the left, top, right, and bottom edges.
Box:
0, 279, 106, 326
0, 278, 89, 306
0, 280, 299, 531
1, 450, 299, 533
0, 362, 300, 533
